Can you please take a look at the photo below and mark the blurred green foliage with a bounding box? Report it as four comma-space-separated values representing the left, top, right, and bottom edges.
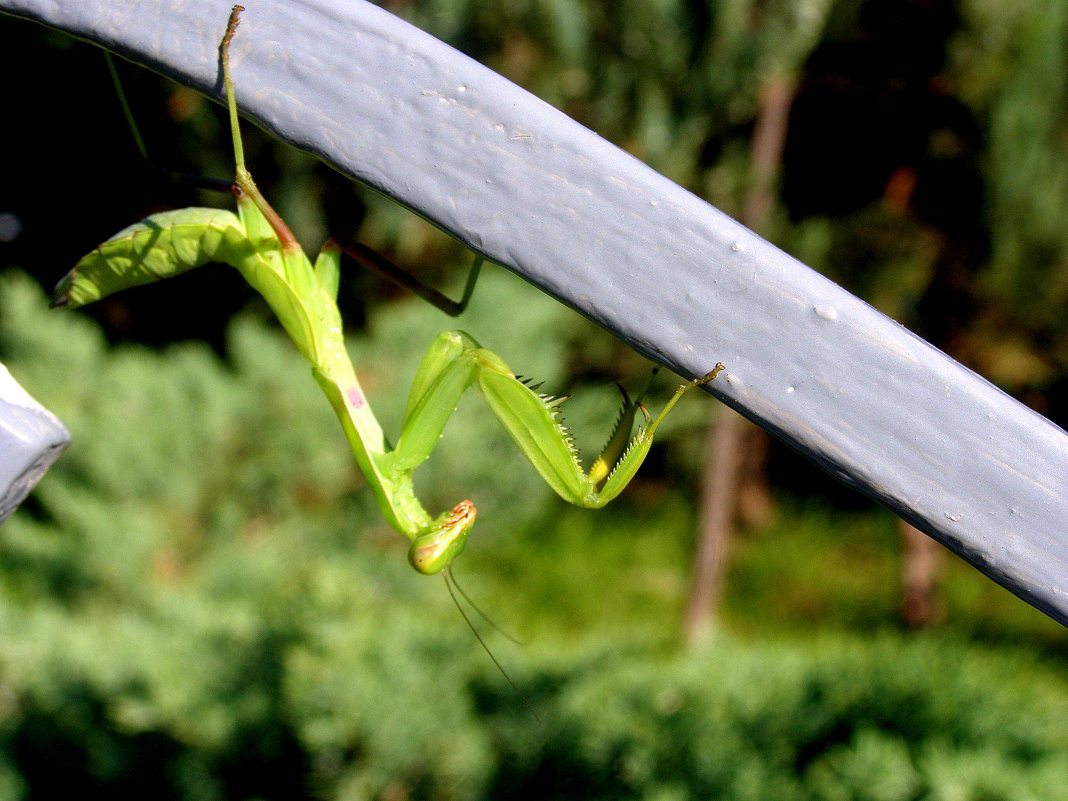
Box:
4, 0, 1068, 797
3, 266, 1067, 799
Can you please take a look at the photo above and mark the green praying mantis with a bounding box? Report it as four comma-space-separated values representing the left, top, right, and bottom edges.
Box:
54, 6, 724, 581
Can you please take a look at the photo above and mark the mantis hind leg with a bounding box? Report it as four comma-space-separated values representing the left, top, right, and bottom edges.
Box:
335, 240, 483, 317
104, 52, 235, 194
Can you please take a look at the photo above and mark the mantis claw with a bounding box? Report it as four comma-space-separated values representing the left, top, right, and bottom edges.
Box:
695, 362, 726, 386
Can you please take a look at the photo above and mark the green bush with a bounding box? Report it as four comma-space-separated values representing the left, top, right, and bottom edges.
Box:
483, 636, 1068, 801
2, 270, 1067, 800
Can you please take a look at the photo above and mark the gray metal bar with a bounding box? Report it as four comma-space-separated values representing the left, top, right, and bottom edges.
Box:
0, 363, 69, 523
3, 0, 1066, 624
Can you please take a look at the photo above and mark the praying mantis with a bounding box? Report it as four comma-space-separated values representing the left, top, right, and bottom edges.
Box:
53, 5, 724, 580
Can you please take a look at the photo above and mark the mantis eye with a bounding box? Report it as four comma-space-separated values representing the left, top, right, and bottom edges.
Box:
407, 500, 477, 575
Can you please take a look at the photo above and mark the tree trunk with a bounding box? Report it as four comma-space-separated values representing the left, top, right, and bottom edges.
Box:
899, 520, 944, 627
684, 408, 746, 642
684, 74, 796, 643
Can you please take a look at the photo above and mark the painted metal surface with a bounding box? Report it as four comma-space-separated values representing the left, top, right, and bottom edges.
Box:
3, 0, 1066, 624
0, 364, 69, 523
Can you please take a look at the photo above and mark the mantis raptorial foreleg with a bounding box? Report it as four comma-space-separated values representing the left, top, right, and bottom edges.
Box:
54, 5, 724, 580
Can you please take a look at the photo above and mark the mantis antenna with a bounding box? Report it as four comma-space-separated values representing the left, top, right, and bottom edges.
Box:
442, 569, 539, 722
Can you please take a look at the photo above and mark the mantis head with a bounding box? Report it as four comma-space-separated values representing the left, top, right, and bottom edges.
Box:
407, 500, 477, 574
